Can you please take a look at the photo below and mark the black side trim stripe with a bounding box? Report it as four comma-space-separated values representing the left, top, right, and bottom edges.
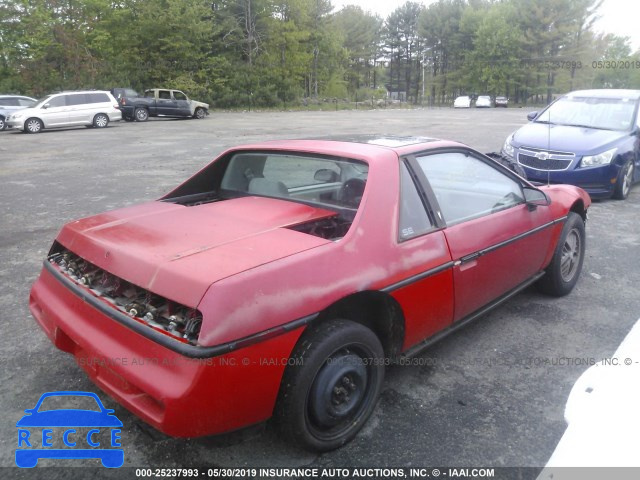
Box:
381, 261, 455, 293
382, 216, 566, 292
466, 216, 567, 262
401, 270, 546, 359
44, 260, 317, 359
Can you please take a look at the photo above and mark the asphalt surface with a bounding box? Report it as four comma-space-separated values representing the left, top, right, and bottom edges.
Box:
1, 108, 639, 479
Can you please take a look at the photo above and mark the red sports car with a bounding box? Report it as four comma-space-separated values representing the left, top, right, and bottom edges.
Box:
29, 136, 591, 451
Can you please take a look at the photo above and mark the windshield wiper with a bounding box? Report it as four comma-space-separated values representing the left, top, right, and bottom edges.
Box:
557, 123, 618, 131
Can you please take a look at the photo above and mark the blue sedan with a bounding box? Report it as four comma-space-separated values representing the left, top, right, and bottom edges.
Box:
502, 89, 640, 199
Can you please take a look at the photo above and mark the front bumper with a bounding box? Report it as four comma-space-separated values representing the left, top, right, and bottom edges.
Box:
6, 118, 25, 130
507, 149, 621, 199
29, 266, 304, 437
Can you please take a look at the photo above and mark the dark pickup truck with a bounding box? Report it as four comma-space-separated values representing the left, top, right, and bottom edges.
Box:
111, 88, 209, 122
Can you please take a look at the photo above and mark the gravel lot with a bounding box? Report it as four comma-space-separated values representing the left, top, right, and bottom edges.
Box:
1, 108, 639, 479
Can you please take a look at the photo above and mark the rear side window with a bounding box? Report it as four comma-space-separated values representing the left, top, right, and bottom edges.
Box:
159, 90, 171, 100
66, 94, 88, 106
88, 93, 110, 103
0, 98, 19, 106
399, 162, 433, 240
18, 97, 36, 107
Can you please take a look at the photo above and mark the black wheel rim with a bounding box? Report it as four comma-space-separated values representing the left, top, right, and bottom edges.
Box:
560, 228, 581, 282
305, 345, 378, 441
622, 163, 633, 197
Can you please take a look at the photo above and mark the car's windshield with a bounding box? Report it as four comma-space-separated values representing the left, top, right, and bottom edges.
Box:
33, 95, 53, 108
37, 395, 101, 412
535, 95, 637, 131
220, 152, 368, 210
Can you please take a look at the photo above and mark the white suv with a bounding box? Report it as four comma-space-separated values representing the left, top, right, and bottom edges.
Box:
6, 90, 121, 133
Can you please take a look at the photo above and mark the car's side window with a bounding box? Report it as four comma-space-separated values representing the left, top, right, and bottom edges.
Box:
19, 98, 36, 107
159, 90, 171, 100
47, 96, 67, 108
416, 151, 524, 226
173, 91, 187, 101
66, 94, 87, 106
398, 162, 433, 240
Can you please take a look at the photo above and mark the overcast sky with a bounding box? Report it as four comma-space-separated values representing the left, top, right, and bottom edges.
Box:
331, 0, 640, 51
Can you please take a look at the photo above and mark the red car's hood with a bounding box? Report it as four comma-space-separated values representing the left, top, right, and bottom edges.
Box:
56, 197, 334, 307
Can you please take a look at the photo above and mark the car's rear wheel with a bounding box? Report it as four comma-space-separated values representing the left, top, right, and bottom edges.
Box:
0, 115, 6, 131
135, 108, 149, 122
93, 113, 109, 128
537, 212, 585, 296
276, 319, 385, 452
194, 107, 206, 119
25, 118, 43, 133
613, 161, 634, 200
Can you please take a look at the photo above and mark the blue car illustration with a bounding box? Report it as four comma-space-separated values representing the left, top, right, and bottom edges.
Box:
16, 391, 123, 468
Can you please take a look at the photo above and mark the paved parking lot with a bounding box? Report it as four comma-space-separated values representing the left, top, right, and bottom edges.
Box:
1, 108, 639, 477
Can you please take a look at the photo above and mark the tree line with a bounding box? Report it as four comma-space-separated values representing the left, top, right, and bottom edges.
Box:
1, 0, 638, 108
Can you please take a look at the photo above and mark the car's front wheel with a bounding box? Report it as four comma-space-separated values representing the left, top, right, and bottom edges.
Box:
193, 107, 206, 119
537, 212, 585, 296
613, 161, 634, 200
0, 115, 6, 131
24, 118, 43, 134
276, 319, 385, 452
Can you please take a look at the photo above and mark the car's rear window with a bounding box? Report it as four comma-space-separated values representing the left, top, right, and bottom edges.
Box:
220, 152, 368, 210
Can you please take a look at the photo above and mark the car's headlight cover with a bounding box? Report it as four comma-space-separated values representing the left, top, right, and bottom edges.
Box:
580, 148, 617, 167
10, 113, 23, 120
502, 134, 515, 158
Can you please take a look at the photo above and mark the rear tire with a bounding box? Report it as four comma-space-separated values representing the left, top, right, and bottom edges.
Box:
93, 113, 109, 128
0, 115, 6, 131
613, 161, 634, 200
135, 108, 149, 122
537, 212, 585, 296
276, 319, 385, 452
25, 118, 43, 133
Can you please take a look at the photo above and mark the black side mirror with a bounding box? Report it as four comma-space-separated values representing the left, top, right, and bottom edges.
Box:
523, 186, 550, 208
527, 111, 538, 121
42, 103, 50, 109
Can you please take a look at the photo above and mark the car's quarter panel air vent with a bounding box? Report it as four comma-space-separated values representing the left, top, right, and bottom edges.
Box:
47, 243, 202, 344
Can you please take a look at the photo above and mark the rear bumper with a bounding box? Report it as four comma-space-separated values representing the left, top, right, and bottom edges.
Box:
29, 266, 304, 437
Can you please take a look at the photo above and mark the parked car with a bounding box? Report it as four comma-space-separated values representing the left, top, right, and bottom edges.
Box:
29, 136, 590, 452
502, 89, 640, 199
110, 88, 208, 122
475, 95, 492, 108
0, 95, 37, 131
495, 96, 509, 108
453, 95, 471, 108
6, 91, 121, 133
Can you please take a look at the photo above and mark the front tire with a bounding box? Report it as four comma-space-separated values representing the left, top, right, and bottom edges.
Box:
25, 118, 43, 133
93, 113, 109, 128
276, 319, 385, 452
613, 161, 634, 200
537, 212, 585, 296
194, 107, 206, 119
0, 116, 6, 131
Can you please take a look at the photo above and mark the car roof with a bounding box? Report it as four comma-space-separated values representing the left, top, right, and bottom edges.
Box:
565, 89, 640, 100
224, 136, 467, 162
